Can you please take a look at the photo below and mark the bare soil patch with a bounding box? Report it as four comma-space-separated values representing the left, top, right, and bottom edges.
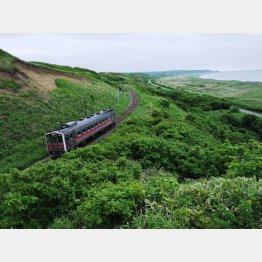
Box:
14, 62, 90, 96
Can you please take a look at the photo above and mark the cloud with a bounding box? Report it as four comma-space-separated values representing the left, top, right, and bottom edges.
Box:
0, 33, 262, 72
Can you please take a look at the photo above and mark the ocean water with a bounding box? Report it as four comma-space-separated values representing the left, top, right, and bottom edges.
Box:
200, 70, 262, 82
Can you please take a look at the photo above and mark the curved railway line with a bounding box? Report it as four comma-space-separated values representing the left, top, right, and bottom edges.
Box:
42, 89, 138, 162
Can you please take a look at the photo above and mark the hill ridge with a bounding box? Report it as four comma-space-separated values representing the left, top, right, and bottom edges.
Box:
0, 49, 90, 96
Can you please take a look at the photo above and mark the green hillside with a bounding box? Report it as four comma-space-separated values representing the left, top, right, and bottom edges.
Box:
0, 49, 18, 73
0, 50, 262, 229
0, 50, 130, 172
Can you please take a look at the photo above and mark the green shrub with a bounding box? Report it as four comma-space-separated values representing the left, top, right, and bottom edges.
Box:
0, 78, 22, 91
131, 177, 262, 229
75, 181, 145, 228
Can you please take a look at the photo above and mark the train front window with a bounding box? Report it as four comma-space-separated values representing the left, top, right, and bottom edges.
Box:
46, 134, 56, 143
57, 135, 63, 143
46, 134, 63, 143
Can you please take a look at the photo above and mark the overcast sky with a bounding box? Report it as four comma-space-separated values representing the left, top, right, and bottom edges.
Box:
0, 33, 262, 72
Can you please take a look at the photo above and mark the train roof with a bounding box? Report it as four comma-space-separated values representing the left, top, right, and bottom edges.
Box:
46, 108, 115, 135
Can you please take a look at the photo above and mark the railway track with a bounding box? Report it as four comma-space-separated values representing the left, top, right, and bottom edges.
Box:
42, 90, 138, 162
116, 90, 139, 124
89, 90, 138, 144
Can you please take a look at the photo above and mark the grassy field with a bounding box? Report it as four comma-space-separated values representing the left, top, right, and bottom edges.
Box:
157, 76, 262, 112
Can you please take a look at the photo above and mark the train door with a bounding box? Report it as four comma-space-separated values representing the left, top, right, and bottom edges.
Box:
46, 133, 64, 154
71, 130, 76, 147
66, 131, 76, 149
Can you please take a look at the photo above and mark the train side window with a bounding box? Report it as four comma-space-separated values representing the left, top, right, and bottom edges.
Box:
66, 135, 69, 141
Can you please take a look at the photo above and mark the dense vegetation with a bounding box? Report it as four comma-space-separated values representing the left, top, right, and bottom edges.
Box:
0, 63, 261, 229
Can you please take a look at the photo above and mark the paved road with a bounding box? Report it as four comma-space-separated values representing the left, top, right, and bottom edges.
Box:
239, 108, 262, 118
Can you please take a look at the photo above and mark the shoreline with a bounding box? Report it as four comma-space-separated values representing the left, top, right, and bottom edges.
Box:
199, 70, 262, 82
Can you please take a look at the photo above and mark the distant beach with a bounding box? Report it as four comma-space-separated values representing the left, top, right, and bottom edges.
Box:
200, 70, 262, 82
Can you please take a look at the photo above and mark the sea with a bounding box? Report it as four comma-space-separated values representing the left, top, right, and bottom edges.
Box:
200, 70, 262, 82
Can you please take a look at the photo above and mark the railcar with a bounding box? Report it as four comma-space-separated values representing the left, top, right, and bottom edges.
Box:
45, 108, 116, 157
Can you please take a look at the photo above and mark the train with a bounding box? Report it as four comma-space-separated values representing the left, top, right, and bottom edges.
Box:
45, 108, 116, 157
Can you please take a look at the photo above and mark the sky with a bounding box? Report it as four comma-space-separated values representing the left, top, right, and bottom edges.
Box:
0, 33, 262, 72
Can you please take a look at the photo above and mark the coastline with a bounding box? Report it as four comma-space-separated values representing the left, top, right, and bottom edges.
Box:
199, 70, 262, 82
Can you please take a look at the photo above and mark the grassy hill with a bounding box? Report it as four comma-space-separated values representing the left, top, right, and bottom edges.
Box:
0, 49, 18, 73
0, 49, 130, 172
0, 49, 262, 229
